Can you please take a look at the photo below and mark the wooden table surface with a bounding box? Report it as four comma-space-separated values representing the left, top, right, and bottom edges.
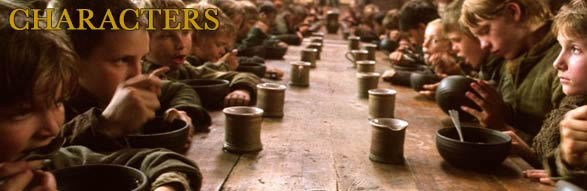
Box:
185, 33, 552, 191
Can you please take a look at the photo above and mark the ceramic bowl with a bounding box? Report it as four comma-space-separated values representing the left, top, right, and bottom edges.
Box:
53, 164, 148, 191
237, 63, 267, 78
126, 117, 190, 153
265, 46, 288, 59
436, 127, 512, 169
181, 79, 230, 110
435, 75, 481, 121
410, 72, 440, 92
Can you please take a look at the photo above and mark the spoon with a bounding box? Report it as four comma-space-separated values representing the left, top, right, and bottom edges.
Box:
448, 110, 464, 142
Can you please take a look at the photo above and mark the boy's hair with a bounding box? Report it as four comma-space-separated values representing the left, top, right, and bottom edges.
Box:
139, 0, 188, 33
187, 2, 235, 41
239, 0, 259, 21
442, 0, 474, 37
215, 0, 244, 20
552, 0, 587, 38
382, 9, 400, 30
398, 0, 439, 31
54, 0, 146, 59
0, 16, 78, 107
460, 0, 551, 29
258, 1, 277, 15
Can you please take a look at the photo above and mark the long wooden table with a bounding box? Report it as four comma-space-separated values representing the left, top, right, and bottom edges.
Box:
186, 33, 552, 191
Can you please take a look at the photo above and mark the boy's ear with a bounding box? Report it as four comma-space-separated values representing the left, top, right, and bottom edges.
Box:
505, 2, 523, 23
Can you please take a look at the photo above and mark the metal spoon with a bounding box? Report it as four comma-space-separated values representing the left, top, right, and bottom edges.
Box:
448, 110, 464, 142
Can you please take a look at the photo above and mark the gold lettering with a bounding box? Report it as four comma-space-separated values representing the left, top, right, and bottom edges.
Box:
56, 9, 75, 30
204, 8, 219, 30
140, 9, 161, 30
120, 9, 139, 30
78, 9, 98, 30
98, 9, 119, 30
163, 9, 180, 30
182, 8, 201, 30
9, 9, 29, 30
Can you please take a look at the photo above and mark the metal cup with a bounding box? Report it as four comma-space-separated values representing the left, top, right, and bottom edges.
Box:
223, 106, 264, 153
348, 36, 361, 50
363, 43, 377, 61
289, 61, 311, 87
345, 50, 369, 68
256, 83, 287, 118
301, 48, 318, 68
307, 43, 322, 60
368, 89, 397, 119
356, 60, 376, 72
357, 72, 380, 99
369, 118, 408, 164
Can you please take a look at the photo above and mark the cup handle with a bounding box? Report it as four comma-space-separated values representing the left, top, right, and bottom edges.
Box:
345, 52, 354, 63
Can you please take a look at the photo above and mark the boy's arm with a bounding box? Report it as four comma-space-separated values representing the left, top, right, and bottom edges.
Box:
197, 68, 262, 105
158, 80, 212, 132
48, 146, 202, 191
60, 108, 127, 152
544, 147, 587, 188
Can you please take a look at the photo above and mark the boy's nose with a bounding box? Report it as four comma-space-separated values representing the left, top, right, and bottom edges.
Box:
480, 40, 491, 50
127, 61, 142, 78
553, 52, 567, 71
39, 107, 64, 137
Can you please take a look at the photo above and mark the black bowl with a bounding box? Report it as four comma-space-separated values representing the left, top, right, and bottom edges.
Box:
436, 127, 512, 169
264, 46, 288, 59
126, 117, 190, 153
410, 72, 440, 92
53, 164, 147, 191
435, 75, 481, 121
378, 39, 399, 53
237, 63, 266, 78
181, 79, 230, 110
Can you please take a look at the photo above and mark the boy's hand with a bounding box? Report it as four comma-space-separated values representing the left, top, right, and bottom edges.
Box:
560, 105, 587, 167
256, 21, 270, 33
101, 69, 167, 137
0, 162, 56, 191
461, 80, 509, 130
388, 51, 403, 65
502, 131, 533, 157
418, 82, 439, 97
523, 169, 555, 186
226, 50, 239, 71
164, 108, 194, 150
224, 90, 251, 107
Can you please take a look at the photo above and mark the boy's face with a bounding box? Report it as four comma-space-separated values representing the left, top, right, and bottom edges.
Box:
0, 89, 64, 162
468, 16, 524, 60
447, 31, 486, 69
422, 22, 451, 62
148, 30, 192, 70
79, 30, 149, 105
192, 34, 231, 62
240, 17, 257, 37
405, 24, 426, 47
554, 32, 587, 95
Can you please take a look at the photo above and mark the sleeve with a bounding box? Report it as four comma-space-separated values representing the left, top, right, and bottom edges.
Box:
544, 147, 587, 189
274, 34, 302, 45
49, 146, 203, 191
60, 108, 127, 153
197, 67, 262, 105
238, 27, 270, 52
159, 80, 212, 132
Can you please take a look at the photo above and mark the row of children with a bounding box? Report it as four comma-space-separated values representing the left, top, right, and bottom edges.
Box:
0, 0, 330, 190
346, 0, 585, 187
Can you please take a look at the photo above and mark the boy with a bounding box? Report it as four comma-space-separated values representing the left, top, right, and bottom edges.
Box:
506, 0, 587, 186
54, 0, 210, 151
0, 11, 202, 191
459, 0, 565, 144
237, 1, 288, 59
271, 4, 305, 45
142, 0, 261, 108
388, 0, 439, 67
